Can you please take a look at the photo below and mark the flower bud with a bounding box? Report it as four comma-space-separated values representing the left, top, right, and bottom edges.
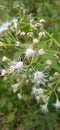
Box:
27, 32, 33, 38
45, 59, 52, 65
40, 19, 46, 23
2, 56, 7, 62
39, 32, 45, 38
15, 41, 20, 47
33, 38, 39, 44
20, 31, 25, 38
34, 22, 41, 28
38, 48, 45, 56
53, 72, 59, 77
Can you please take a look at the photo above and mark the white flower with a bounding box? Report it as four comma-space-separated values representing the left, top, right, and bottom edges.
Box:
39, 32, 45, 38
34, 22, 41, 28
8, 65, 15, 73
32, 86, 44, 103
20, 31, 25, 38
57, 88, 60, 92
15, 41, 20, 47
45, 59, 52, 65
53, 72, 59, 77
2, 56, 7, 62
8, 61, 17, 73
1, 69, 6, 76
29, 68, 33, 72
8, 61, 23, 73
36, 95, 40, 102
40, 104, 48, 113
15, 61, 23, 70
54, 54, 59, 60
53, 100, 60, 110
11, 83, 19, 93
32, 86, 37, 94
25, 48, 35, 59
37, 88, 44, 95
33, 38, 39, 44
40, 19, 46, 23
32, 87, 44, 95
34, 71, 44, 84
38, 48, 45, 56
27, 32, 33, 38
49, 76, 54, 82
17, 93, 22, 99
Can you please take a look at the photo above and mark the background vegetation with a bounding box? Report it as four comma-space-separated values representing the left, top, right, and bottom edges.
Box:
0, 0, 60, 130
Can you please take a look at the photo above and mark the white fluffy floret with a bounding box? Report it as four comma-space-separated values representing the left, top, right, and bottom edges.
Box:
38, 48, 45, 56
9, 65, 15, 73
25, 48, 35, 59
2, 56, 7, 62
34, 71, 44, 84
1, 69, 7, 76
15, 61, 23, 70
39, 32, 45, 38
17, 93, 22, 99
40, 104, 48, 113
8, 61, 23, 73
32, 86, 44, 102
32, 87, 44, 96
11, 83, 19, 93
40, 19, 46, 23
53, 100, 60, 110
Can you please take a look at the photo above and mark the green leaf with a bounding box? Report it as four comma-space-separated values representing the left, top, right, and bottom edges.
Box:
41, 121, 45, 130
7, 102, 13, 112
0, 98, 7, 108
46, 120, 53, 130
7, 112, 15, 123
25, 121, 40, 130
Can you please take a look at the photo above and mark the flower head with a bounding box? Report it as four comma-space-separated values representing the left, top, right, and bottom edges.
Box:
40, 104, 48, 113
15, 41, 20, 47
45, 59, 52, 65
33, 38, 39, 45
34, 71, 44, 84
27, 32, 33, 38
39, 32, 45, 38
11, 83, 19, 93
36, 95, 40, 102
53, 100, 60, 110
53, 72, 59, 77
25, 48, 35, 59
32, 87, 44, 95
8, 65, 16, 73
17, 93, 22, 99
20, 31, 25, 38
40, 19, 46, 23
38, 48, 45, 56
34, 22, 41, 28
1, 69, 7, 76
15, 61, 23, 70
2, 56, 7, 62
8, 61, 23, 73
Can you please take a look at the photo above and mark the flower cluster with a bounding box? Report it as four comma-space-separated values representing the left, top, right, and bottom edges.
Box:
8, 61, 24, 74
0, 14, 60, 115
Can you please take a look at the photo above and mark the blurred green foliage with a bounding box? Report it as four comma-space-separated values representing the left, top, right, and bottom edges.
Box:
0, 0, 60, 40
0, 0, 60, 130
